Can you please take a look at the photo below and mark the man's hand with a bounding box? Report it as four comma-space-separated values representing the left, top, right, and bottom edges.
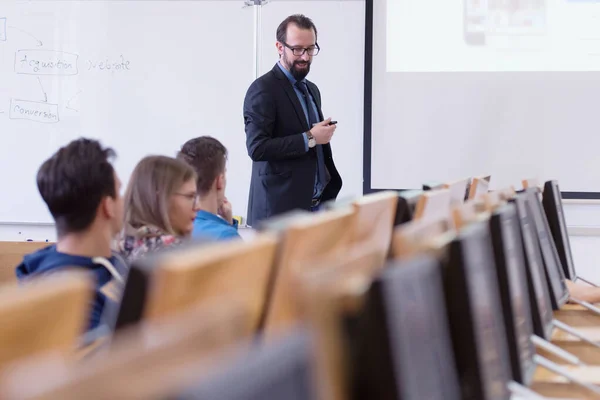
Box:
310, 117, 337, 145
218, 197, 234, 225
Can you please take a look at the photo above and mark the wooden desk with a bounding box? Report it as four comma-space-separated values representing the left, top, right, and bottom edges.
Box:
532, 365, 600, 399
554, 307, 600, 328
539, 340, 600, 366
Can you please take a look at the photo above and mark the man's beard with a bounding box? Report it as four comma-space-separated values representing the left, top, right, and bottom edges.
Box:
284, 53, 311, 81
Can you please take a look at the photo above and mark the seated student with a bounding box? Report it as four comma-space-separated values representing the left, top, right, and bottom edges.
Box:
118, 155, 202, 262
177, 137, 241, 241
16, 138, 127, 332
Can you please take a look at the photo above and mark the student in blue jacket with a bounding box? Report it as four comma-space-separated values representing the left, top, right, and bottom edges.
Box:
15, 138, 127, 332
177, 137, 241, 241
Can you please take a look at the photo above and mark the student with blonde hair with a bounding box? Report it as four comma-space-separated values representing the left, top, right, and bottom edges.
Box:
119, 155, 202, 262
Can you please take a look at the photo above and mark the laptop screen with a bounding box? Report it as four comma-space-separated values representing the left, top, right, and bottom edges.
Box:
513, 194, 555, 340
490, 204, 537, 385
525, 189, 569, 309
543, 181, 576, 281
445, 221, 512, 400
175, 329, 317, 400
372, 256, 462, 400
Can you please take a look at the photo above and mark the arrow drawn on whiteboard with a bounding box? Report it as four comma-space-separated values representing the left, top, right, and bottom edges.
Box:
37, 77, 47, 102
7, 26, 43, 46
66, 90, 82, 112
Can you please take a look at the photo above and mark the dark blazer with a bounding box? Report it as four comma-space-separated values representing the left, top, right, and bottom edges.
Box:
244, 64, 342, 226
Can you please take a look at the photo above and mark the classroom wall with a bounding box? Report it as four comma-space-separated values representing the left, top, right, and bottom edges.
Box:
0, 1, 598, 283
565, 203, 600, 283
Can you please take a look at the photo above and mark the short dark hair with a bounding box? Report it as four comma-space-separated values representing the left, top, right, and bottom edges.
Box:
37, 138, 116, 236
177, 136, 227, 196
276, 14, 318, 44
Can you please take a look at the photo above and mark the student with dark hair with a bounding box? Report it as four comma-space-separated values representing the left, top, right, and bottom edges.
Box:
177, 136, 241, 241
16, 138, 127, 332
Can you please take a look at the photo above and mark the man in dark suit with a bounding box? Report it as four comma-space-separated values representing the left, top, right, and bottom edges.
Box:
244, 14, 342, 227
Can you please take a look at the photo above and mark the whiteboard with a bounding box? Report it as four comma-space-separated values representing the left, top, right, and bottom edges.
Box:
0, 0, 365, 226
0, 0, 255, 224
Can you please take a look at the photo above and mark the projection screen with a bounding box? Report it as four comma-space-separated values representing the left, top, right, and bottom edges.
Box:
366, 0, 600, 197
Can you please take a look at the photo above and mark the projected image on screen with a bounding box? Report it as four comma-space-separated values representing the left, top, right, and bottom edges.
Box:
465, 0, 546, 42
387, 0, 600, 72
